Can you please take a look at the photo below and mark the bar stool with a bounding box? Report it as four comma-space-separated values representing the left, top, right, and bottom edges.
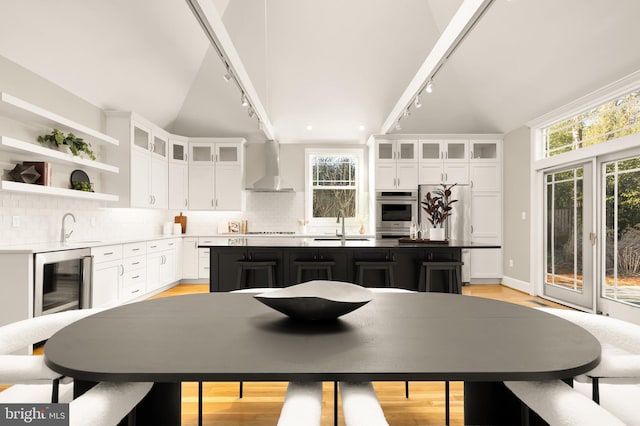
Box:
418, 261, 463, 294
355, 261, 396, 287
293, 259, 335, 283
235, 260, 276, 289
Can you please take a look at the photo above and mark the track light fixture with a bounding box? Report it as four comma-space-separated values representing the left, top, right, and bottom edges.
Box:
425, 80, 433, 93
248, 107, 255, 118
223, 72, 232, 82
241, 94, 249, 107
395, 121, 401, 131
414, 95, 422, 108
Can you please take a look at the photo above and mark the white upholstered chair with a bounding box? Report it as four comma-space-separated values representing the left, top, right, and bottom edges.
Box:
68, 381, 153, 426
0, 308, 104, 403
538, 308, 640, 401
537, 308, 640, 424
339, 382, 389, 426
504, 380, 624, 426
277, 381, 323, 426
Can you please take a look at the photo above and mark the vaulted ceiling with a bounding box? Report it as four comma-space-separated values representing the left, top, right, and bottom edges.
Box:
1, 0, 639, 144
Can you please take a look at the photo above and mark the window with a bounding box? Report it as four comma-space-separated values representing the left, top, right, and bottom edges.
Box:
603, 155, 640, 306
543, 90, 640, 158
306, 149, 363, 222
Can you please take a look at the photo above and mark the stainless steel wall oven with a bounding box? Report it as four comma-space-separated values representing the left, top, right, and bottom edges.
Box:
34, 248, 92, 316
375, 190, 417, 238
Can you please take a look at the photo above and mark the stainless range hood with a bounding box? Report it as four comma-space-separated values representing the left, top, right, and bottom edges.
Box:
247, 139, 294, 192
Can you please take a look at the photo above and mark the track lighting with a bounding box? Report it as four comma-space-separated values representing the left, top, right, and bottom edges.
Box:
403, 109, 410, 118
248, 107, 255, 118
223, 72, 232, 82
395, 122, 401, 131
241, 94, 249, 107
414, 95, 422, 108
425, 80, 433, 93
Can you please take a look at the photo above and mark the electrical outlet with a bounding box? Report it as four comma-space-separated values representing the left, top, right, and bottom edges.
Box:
509, 259, 514, 267
11, 216, 20, 227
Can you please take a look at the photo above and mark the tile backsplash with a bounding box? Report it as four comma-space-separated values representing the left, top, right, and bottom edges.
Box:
0, 191, 308, 245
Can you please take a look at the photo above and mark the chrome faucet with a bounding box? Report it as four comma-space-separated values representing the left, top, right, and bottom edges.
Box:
61, 212, 76, 243
336, 210, 346, 243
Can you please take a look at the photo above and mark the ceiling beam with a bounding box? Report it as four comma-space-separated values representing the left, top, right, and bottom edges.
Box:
185, 0, 275, 140
380, 0, 495, 135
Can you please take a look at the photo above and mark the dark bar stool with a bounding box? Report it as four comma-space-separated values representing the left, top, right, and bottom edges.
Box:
355, 261, 396, 287
293, 260, 335, 283
418, 261, 463, 293
235, 260, 276, 289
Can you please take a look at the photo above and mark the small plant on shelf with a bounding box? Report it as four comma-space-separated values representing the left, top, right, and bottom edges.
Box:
37, 129, 96, 160
421, 183, 458, 228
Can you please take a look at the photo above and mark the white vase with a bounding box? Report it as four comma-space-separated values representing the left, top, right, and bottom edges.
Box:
429, 227, 446, 241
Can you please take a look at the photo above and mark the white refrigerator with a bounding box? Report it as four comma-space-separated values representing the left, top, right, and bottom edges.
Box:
418, 184, 471, 283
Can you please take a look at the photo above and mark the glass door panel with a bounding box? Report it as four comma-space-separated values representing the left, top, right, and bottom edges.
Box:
543, 163, 594, 309
602, 156, 640, 307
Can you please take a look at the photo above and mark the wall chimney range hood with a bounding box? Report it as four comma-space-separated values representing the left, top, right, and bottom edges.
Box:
247, 139, 294, 192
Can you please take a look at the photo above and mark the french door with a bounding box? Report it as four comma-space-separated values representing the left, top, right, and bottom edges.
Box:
543, 162, 595, 310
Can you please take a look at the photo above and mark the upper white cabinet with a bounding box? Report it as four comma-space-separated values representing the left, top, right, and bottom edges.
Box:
418, 139, 469, 185
168, 135, 189, 210
0, 93, 120, 201
104, 112, 168, 209
188, 138, 245, 211
470, 140, 501, 191
374, 139, 418, 190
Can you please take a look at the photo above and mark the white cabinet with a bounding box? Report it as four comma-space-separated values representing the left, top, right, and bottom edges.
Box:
470, 140, 501, 192
418, 139, 469, 185
104, 112, 168, 209
146, 239, 178, 292
469, 139, 503, 280
90, 244, 123, 308
169, 136, 189, 210
374, 139, 418, 190
182, 238, 199, 279
188, 138, 245, 210
198, 238, 219, 279
120, 242, 147, 302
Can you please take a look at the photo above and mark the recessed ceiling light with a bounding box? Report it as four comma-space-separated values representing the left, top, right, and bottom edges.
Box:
358, 124, 365, 131
306, 124, 313, 131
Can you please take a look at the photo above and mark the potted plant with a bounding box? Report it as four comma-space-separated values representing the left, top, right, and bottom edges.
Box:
37, 129, 96, 160
420, 183, 457, 240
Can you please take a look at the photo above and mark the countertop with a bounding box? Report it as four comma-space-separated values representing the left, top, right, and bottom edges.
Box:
0, 233, 500, 254
199, 237, 500, 249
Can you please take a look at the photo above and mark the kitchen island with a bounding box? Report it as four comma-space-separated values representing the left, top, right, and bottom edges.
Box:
200, 238, 500, 292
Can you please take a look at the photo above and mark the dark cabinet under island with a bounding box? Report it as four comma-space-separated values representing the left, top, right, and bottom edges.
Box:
200, 238, 500, 292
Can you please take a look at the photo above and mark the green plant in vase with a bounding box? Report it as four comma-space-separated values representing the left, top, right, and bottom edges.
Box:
37, 129, 96, 160
420, 183, 457, 240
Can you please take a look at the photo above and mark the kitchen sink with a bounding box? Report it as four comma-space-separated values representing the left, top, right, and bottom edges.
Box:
313, 237, 370, 241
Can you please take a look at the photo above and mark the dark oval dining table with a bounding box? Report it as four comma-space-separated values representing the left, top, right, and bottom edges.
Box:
44, 292, 600, 425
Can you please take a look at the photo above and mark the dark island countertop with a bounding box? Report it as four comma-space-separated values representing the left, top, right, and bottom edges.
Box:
198, 237, 500, 249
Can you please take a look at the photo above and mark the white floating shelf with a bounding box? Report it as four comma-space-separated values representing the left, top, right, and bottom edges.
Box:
1, 180, 119, 202
0, 92, 119, 147
1, 136, 119, 174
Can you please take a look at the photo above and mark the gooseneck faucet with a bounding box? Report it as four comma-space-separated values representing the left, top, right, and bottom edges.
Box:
336, 210, 346, 243
61, 212, 76, 243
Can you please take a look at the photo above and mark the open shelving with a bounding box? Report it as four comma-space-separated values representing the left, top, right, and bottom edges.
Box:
1, 181, 119, 202
1, 136, 119, 173
0, 92, 118, 146
0, 92, 121, 202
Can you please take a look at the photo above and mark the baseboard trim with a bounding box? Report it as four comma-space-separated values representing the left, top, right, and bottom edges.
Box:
501, 276, 533, 295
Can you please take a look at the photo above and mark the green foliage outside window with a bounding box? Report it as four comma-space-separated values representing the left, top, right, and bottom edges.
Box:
545, 91, 640, 157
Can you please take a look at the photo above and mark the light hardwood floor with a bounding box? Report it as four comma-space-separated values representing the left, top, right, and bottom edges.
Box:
150, 283, 569, 426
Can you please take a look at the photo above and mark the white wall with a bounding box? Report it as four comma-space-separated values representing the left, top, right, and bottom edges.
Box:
502, 126, 531, 291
